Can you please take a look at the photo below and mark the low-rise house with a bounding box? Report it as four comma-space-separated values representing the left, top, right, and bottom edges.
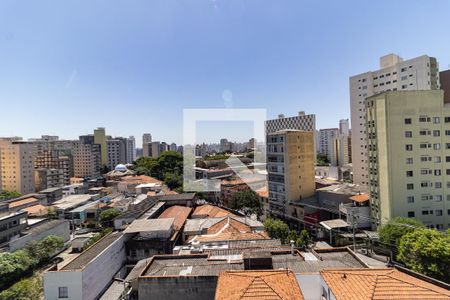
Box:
158, 205, 192, 231
52, 194, 97, 218
44, 232, 130, 300
9, 219, 70, 251
113, 197, 161, 230
215, 270, 304, 300
38, 187, 64, 204
8, 197, 40, 212
320, 268, 450, 300
191, 204, 237, 219
0, 211, 28, 244
123, 218, 177, 262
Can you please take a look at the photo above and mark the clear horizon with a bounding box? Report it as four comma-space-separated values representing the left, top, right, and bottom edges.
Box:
1, 1, 450, 146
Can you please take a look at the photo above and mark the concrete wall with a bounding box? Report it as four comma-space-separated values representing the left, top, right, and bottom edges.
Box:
9, 220, 70, 251
82, 233, 129, 300
138, 276, 217, 300
44, 271, 83, 300
296, 274, 322, 300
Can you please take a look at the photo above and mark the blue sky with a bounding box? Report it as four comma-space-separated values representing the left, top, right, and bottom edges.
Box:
1, 0, 450, 146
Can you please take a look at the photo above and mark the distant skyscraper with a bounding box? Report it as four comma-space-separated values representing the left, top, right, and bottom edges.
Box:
106, 138, 127, 170
74, 136, 101, 178
142, 133, 152, 157
126, 136, 136, 163
350, 54, 440, 185
318, 128, 339, 162
0, 139, 35, 194
94, 127, 107, 166
150, 141, 161, 158
339, 119, 350, 136
170, 143, 177, 151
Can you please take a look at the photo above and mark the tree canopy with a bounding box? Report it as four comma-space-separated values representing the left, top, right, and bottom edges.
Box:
99, 208, 121, 226
133, 151, 183, 190
397, 228, 450, 283
264, 218, 290, 242
0, 190, 21, 200
316, 154, 329, 166
379, 217, 424, 247
228, 189, 262, 217
0, 274, 42, 300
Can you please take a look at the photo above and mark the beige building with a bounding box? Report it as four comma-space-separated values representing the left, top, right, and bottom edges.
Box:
350, 54, 440, 185
94, 127, 107, 166
142, 133, 152, 157
266, 130, 315, 217
73, 142, 101, 178
366, 90, 450, 230
331, 134, 351, 167
0, 139, 35, 194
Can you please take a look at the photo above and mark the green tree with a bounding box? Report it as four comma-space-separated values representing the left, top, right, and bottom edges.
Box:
397, 229, 450, 283
99, 208, 121, 226
0, 190, 21, 200
296, 229, 310, 248
0, 275, 43, 300
0, 250, 34, 290
163, 172, 183, 190
25, 235, 64, 264
379, 217, 424, 247
228, 189, 262, 217
264, 218, 290, 243
316, 154, 329, 166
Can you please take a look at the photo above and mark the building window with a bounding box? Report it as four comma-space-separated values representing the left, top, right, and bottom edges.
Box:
436, 209, 443, 216
405, 144, 413, 151
408, 211, 415, 218
404, 118, 412, 124
433, 130, 440, 137
405, 131, 412, 138
446, 130, 450, 136
406, 158, 413, 164
58, 287, 68, 298
433, 117, 440, 124
407, 196, 414, 203
433, 143, 441, 150
406, 171, 413, 177
406, 183, 414, 190
435, 182, 442, 189
445, 117, 450, 123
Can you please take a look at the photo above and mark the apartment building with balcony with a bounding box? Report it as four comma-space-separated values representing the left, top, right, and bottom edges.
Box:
266, 130, 315, 218
366, 90, 450, 230
350, 54, 440, 185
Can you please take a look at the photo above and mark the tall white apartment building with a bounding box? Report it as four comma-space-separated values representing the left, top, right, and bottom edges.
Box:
318, 128, 339, 162
339, 119, 350, 136
0, 139, 36, 194
350, 54, 440, 185
142, 133, 152, 157
126, 136, 136, 163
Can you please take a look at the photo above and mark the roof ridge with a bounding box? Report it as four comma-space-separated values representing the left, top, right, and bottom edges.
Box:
370, 273, 379, 300
385, 271, 444, 295
239, 276, 282, 299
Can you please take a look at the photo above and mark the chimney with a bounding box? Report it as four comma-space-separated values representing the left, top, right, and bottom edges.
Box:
290, 240, 295, 255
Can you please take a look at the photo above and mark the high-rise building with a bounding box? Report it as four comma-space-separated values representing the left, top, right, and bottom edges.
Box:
126, 136, 136, 163
440, 69, 450, 104
366, 90, 449, 230
106, 138, 127, 170
350, 54, 440, 185
142, 133, 152, 157
34, 168, 64, 191
94, 127, 107, 166
339, 119, 350, 136
0, 139, 35, 194
266, 130, 315, 217
169, 143, 177, 152
318, 128, 339, 162
331, 134, 351, 167
73, 136, 101, 178
150, 141, 161, 158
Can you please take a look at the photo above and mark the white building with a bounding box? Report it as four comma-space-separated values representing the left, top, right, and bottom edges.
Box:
318, 128, 339, 162
350, 54, 440, 185
339, 119, 350, 136
126, 136, 136, 163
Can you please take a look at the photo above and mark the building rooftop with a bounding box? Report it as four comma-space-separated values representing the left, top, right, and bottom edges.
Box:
115, 197, 159, 220
22, 219, 68, 236
188, 216, 268, 243
8, 197, 39, 208
192, 204, 237, 218
120, 175, 162, 184
68, 200, 102, 213
321, 268, 450, 300
318, 183, 368, 195
141, 254, 244, 277
61, 232, 124, 271
39, 187, 63, 193
123, 218, 174, 234
23, 204, 48, 216
52, 194, 94, 210
158, 205, 192, 230
184, 215, 264, 234
153, 193, 196, 202
215, 270, 304, 300
349, 193, 370, 203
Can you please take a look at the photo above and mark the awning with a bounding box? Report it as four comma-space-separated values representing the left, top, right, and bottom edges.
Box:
320, 219, 349, 230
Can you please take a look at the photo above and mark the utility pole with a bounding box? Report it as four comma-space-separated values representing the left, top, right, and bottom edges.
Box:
352, 211, 356, 251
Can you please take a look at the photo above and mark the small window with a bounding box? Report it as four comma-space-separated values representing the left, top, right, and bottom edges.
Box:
408, 211, 415, 218
58, 287, 68, 298
405, 131, 412, 138
433, 117, 440, 124
406, 183, 414, 190
407, 196, 414, 203
433, 130, 440, 137
405, 144, 413, 151
406, 171, 413, 177
436, 209, 443, 216
404, 118, 412, 124
406, 158, 413, 164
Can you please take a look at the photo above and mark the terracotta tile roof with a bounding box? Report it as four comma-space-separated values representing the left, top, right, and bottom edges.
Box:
23, 204, 48, 216
192, 204, 236, 218
255, 187, 268, 198
189, 217, 268, 243
349, 193, 369, 203
9, 197, 39, 208
215, 270, 304, 300
221, 177, 266, 186
158, 205, 192, 230
321, 268, 450, 300
120, 175, 162, 185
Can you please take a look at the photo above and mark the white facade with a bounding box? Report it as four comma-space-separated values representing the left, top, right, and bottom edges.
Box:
318, 128, 339, 161
350, 54, 440, 185
126, 136, 136, 163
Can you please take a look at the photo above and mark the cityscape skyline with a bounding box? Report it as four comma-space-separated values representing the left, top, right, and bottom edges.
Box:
2, 1, 450, 145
